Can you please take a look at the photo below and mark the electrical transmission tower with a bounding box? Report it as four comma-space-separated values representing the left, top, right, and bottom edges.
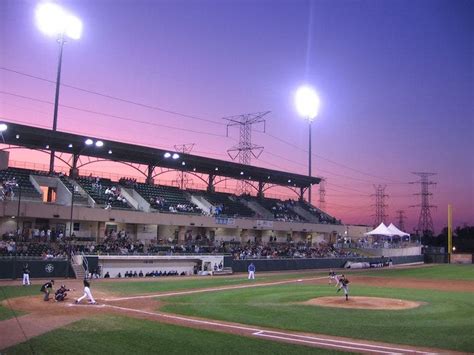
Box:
224, 111, 270, 194
372, 184, 388, 226
410, 172, 437, 236
318, 177, 326, 211
173, 143, 195, 189
395, 210, 406, 231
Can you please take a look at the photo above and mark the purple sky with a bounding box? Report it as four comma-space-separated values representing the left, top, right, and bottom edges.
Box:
1, 0, 473, 232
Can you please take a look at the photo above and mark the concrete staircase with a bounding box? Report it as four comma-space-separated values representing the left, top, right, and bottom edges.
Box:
71, 263, 86, 279
241, 199, 273, 219
292, 204, 320, 223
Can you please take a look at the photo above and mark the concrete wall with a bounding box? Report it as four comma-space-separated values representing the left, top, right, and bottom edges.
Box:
0, 200, 370, 241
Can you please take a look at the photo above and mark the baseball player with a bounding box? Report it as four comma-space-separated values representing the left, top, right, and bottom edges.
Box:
22, 263, 31, 286
75, 279, 97, 304
55, 284, 72, 302
40, 280, 54, 301
336, 274, 350, 301
248, 263, 256, 280
328, 269, 338, 286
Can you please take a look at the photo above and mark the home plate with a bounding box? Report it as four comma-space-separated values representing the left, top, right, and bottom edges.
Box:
297, 279, 303, 282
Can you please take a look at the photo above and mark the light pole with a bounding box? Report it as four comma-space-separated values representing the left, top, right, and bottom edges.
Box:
35, 3, 83, 175
295, 86, 321, 204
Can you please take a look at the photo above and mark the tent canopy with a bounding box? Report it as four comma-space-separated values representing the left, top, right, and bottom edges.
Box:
387, 223, 410, 236
364, 223, 395, 236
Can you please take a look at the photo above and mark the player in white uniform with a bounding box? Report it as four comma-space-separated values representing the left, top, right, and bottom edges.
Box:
336, 274, 350, 301
75, 279, 97, 304
328, 270, 339, 286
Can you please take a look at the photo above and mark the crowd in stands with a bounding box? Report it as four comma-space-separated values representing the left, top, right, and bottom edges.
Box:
0, 178, 18, 201
119, 177, 138, 188
229, 241, 360, 260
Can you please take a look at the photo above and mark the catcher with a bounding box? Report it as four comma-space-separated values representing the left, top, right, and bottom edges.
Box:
55, 284, 73, 302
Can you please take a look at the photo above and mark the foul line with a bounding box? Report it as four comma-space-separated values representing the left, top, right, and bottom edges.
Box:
103, 304, 436, 354
104, 276, 325, 302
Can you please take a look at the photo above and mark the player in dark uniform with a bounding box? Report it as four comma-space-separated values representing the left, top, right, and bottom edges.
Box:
55, 284, 72, 302
40, 280, 54, 301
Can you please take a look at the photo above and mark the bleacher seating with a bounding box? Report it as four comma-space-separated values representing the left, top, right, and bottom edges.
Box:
246, 196, 305, 222
298, 201, 339, 224
0, 167, 42, 200
75, 176, 131, 209
134, 182, 201, 214
195, 191, 255, 218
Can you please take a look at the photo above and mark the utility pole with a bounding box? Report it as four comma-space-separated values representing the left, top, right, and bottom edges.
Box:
410, 172, 437, 236
224, 111, 270, 194
372, 184, 388, 226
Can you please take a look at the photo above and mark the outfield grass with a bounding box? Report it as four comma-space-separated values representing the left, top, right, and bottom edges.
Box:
5, 315, 345, 355
96, 271, 325, 295
359, 264, 474, 280
0, 286, 39, 320
160, 283, 474, 352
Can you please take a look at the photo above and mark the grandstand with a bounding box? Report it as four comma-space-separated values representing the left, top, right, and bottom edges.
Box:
0, 121, 422, 280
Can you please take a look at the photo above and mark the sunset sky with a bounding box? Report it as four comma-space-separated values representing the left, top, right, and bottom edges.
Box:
1, 0, 473, 232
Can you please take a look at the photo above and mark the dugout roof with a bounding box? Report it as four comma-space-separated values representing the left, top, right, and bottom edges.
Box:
0, 121, 320, 188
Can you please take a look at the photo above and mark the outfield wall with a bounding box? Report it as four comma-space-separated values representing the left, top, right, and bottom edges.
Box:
230, 255, 424, 272
0, 259, 75, 279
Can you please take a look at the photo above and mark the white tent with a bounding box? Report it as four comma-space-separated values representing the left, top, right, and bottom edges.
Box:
364, 223, 395, 236
387, 223, 410, 236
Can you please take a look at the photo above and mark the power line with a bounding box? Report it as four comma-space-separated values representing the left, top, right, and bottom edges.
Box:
2, 66, 411, 185
0, 66, 225, 126
0, 90, 227, 138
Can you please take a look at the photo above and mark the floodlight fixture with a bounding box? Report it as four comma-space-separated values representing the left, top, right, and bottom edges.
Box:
164, 152, 171, 158
0, 123, 7, 132
85, 139, 93, 146
35, 3, 82, 40
95, 140, 104, 147
172, 153, 180, 160
295, 86, 320, 121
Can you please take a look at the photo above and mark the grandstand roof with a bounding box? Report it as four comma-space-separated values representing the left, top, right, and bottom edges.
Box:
0, 121, 321, 188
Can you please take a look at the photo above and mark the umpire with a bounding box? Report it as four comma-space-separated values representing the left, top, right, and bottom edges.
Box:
40, 280, 54, 301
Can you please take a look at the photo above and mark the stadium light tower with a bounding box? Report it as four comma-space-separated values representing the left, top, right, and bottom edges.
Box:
295, 85, 321, 204
35, 3, 82, 174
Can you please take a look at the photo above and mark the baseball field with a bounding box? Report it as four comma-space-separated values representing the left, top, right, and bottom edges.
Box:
0, 264, 473, 354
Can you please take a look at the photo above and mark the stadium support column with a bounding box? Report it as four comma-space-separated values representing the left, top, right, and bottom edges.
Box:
207, 174, 215, 193
299, 187, 305, 202
69, 154, 80, 178
308, 120, 312, 204
146, 165, 155, 185
257, 181, 265, 199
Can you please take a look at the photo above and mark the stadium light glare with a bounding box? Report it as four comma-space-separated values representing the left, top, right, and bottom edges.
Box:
295, 86, 320, 121
0, 123, 7, 132
35, 3, 82, 39
85, 139, 93, 146
164, 152, 171, 158
172, 153, 180, 160
95, 140, 104, 147
108, 150, 113, 154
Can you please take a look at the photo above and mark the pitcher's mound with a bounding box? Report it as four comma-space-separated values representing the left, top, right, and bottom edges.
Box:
302, 296, 423, 310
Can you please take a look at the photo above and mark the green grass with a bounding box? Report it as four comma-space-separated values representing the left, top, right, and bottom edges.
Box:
0, 285, 39, 320
96, 271, 325, 295
160, 283, 474, 352
359, 264, 474, 280
5, 315, 345, 355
